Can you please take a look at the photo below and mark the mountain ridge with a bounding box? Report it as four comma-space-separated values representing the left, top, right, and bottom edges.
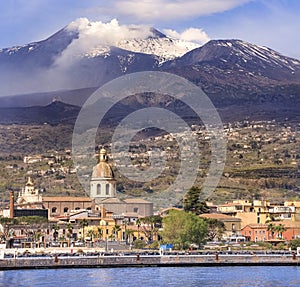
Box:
0, 20, 299, 115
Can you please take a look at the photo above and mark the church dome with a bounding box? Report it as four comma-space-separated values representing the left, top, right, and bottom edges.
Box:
92, 161, 114, 178
91, 148, 114, 179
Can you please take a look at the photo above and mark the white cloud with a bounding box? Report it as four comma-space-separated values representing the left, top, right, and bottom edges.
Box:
54, 18, 153, 67
164, 28, 210, 45
98, 0, 252, 22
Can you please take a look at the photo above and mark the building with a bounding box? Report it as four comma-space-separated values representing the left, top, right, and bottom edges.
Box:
200, 213, 242, 239
11, 148, 153, 221
217, 200, 252, 215
90, 148, 153, 218
42, 196, 94, 218
90, 148, 116, 200
98, 197, 153, 219
242, 221, 300, 242
17, 177, 43, 208
242, 224, 268, 242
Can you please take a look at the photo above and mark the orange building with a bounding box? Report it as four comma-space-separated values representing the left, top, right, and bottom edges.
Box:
242, 221, 300, 242
242, 224, 268, 242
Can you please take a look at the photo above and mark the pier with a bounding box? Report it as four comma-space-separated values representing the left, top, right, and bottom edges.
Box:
0, 250, 299, 270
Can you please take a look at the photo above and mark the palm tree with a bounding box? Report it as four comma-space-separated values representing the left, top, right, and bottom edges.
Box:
96, 227, 103, 241
79, 219, 89, 242
87, 229, 95, 242
136, 218, 141, 240
275, 224, 287, 239
52, 224, 59, 241
112, 224, 121, 241
122, 219, 128, 243
125, 229, 135, 244
267, 223, 276, 239
139, 215, 162, 243
66, 223, 73, 245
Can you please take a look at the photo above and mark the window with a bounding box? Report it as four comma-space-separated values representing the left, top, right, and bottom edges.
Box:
133, 207, 139, 213
63, 207, 68, 213
52, 207, 57, 213
232, 224, 236, 231
106, 184, 110, 195
97, 184, 101, 195
75, 207, 80, 210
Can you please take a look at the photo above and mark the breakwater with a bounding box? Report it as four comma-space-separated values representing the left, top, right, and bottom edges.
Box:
0, 254, 299, 270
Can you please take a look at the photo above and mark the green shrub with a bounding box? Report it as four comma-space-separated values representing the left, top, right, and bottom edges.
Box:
288, 239, 300, 250
133, 239, 146, 249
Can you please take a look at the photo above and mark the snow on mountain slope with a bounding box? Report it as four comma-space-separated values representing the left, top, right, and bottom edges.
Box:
166, 39, 300, 81
60, 18, 199, 65
118, 37, 199, 64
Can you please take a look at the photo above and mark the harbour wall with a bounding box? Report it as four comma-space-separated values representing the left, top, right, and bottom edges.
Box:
0, 254, 299, 270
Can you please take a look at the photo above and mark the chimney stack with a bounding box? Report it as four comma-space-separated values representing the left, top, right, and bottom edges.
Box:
9, 191, 14, 218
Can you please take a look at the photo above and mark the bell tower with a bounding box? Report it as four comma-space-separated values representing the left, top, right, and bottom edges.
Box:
90, 149, 116, 200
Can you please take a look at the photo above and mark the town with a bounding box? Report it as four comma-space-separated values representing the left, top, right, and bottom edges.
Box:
0, 122, 299, 253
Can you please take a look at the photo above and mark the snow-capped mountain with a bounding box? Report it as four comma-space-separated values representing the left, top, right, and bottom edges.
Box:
165, 39, 300, 79
163, 39, 300, 105
61, 18, 199, 64
0, 19, 300, 111
0, 18, 199, 96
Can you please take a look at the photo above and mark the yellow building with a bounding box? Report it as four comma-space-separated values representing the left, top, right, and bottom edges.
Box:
284, 201, 300, 221
200, 213, 242, 239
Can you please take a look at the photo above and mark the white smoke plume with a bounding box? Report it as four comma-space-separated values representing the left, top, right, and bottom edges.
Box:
54, 18, 153, 68
164, 28, 210, 45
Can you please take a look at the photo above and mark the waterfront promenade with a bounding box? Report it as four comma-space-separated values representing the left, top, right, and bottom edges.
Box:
0, 248, 299, 270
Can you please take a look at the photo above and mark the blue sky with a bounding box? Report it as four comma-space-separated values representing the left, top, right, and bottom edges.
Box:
0, 0, 299, 58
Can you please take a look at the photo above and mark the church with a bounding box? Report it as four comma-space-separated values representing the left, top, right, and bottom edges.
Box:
89, 148, 153, 218
11, 148, 153, 220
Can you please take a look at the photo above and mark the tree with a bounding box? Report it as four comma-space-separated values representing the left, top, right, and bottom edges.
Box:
96, 227, 103, 241
17, 216, 48, 246
0, 217, 18, 247
52, 223, 59, 241
87, 229, 95, 242
136, 218, 141, 240
275, 224, 286, 239
162, 210, 207, 249
267, 223, 276, 239
139, 215, 162, 243
205, 218, 226, 241
288, 238, 300, 250
66, 223, 73, 244
125, 229, 135, 244
112, 224, 121, 241
79, 219, 89, 241
122, 219, 129, 243
183, 186, 209, 215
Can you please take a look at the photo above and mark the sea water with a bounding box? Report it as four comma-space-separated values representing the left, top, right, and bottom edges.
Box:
0, 266, 299, 287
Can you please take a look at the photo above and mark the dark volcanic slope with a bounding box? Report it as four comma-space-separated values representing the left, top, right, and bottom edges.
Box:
0, 100, 80, 124
1, 34, 300, 123
163, 39, 300, 106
